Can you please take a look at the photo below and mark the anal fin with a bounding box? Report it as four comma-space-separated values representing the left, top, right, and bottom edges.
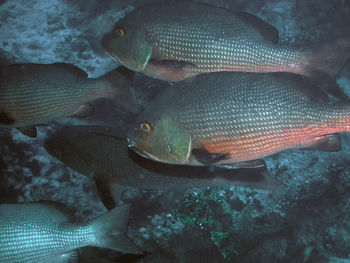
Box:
216, 165, 284, 190
147, 59, 196, 81
300, 133, 341, 152
52, 250, 79, 263
17, 126, 37, 138
216, 159, 266, 169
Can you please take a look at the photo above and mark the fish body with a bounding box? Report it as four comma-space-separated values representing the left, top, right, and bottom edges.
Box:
0, 202, 141, 263
44, 127, 282, 191
102, 1, 350, 93
127, 72, 350, 167
0, 63, 134, 137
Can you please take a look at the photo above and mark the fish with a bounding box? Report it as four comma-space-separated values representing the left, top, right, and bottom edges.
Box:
0, 63, 136, 137
102, 1, 350, 100
44, 126, 283, 208
0, 201, 141, 263
127, 72, 350, 169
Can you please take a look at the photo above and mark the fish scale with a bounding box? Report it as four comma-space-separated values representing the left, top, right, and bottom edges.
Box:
0, 63, 134, 132
129, 72, 350, 166
0, 204, 94, 263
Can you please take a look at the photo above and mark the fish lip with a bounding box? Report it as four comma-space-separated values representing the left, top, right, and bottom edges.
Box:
132, 147, 149, 159
130, 145, 151, 159
128, 141, 163, 163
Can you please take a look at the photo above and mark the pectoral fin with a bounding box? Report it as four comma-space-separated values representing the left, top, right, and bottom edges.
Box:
148, 59, 196, 81
150, 60, 196, 71
191, 148, 230, 165
17, 126, 37, 138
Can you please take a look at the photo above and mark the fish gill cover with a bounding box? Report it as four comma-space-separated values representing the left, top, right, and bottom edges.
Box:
1, 0, 350, 262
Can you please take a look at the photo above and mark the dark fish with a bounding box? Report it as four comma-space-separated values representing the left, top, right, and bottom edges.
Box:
102, 1, 350, 99
0, 63, 135, 137
44, 126, 282, 207
127, 72, 349, 168
0, 202, 141, 263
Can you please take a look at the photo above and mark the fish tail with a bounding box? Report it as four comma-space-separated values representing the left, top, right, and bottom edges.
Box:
89, 204, 142, 254
99, 67, 139, 114
300, 38, 350, 101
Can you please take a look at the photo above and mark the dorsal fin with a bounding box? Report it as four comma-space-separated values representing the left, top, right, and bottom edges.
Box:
272, 72, 330, 102
235, 11, 279, 44
52, 63, 88, 78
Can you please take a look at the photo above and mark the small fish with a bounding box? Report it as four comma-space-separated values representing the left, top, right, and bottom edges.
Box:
44, 126, 282, 208
102, 1, 350, 100
0, 202, 141, 263
127, 72, 349, 168
0, 63, 135, 137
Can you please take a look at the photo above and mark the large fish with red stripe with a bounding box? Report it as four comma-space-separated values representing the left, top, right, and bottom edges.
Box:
127, 72, 349, 168
102, 1, 350, 100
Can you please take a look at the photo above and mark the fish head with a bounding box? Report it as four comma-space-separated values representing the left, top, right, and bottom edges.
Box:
127, 112, 192, 165
102, 16, 153, 73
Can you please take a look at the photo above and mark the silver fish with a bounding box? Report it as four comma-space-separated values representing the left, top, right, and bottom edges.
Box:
0, 202, 141, 263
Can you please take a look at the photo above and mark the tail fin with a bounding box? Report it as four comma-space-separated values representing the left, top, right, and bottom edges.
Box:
300, 38, 350, 101
100, 67, 139, 114
89, 204, 142, 254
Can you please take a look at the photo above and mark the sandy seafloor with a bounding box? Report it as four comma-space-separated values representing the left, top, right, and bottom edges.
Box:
2, 0, 350, 262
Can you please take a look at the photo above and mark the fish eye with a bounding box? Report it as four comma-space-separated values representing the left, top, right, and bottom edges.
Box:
139, 122, 151, 134
115, 27, 125, 38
